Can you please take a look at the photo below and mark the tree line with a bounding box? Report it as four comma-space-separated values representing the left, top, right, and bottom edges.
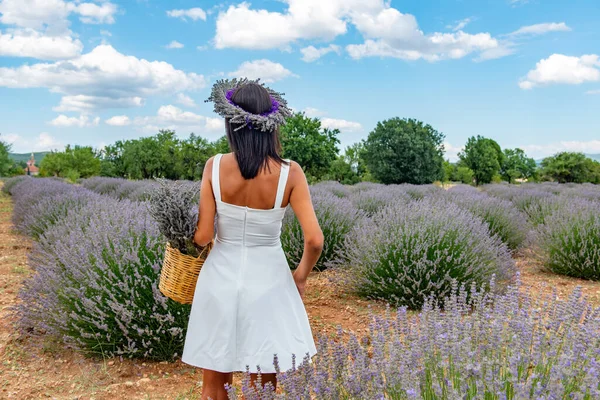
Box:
2, 115, 599, 185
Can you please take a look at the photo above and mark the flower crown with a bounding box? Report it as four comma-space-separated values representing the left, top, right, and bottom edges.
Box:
205, 78, 293, 132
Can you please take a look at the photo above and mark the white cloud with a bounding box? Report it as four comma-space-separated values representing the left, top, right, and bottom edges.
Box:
176, 93, 197, 107
509, 0, 529, 6
166, 8, 207, 21
0, 0, 72, 33
443, 142, 464, 162
166, 40, 184, 49
0, 44, 206, 112
303, 107, 326, 117
3, 132, 62, 152
100, 30, 112, 37
301, 107, 362, 132
586, 89, 600, 95
448, 18, 472, 32
133, 105, 223, 134
214, 1, 502, 62
71, 2, 118, 24
521, 140, 600, 159
214, 1, 348, 50
0, 0, 118, 32
53, 95, 144, 113
300, 44, 341, 62
105, 115, 131, 126
507, 22, 571, 37
475, 42, 516, 61
228, 59, 296, 83
321, 118, 362, 132
0, 29, 83, 60
49, 114, 100, 127
0, 0, 118, 61
519, 54, 600, 89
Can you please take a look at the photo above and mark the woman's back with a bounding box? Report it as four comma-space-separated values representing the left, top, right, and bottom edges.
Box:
211, 153, 290, 247
216, 152, 292, 210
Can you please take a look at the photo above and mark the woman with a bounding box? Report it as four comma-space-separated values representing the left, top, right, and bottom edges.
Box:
181, 79, 323, 400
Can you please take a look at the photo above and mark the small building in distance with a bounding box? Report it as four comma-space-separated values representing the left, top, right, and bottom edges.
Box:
25, 153, 40, 176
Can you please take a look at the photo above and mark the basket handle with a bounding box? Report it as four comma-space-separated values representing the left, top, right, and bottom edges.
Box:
193, 240, 213, 259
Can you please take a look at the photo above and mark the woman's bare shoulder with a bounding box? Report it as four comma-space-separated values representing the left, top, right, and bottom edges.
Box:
202, 155, 216, 180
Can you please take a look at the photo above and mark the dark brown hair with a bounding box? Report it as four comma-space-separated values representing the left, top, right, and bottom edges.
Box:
225, 83, 288, 179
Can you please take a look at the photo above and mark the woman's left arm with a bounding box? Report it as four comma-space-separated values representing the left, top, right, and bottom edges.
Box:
193, 157, 216, 247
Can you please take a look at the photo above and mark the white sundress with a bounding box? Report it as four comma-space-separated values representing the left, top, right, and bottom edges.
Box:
181, 153, 317, 373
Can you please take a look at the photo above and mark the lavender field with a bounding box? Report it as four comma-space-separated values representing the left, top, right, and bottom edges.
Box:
2, 175, 600, 399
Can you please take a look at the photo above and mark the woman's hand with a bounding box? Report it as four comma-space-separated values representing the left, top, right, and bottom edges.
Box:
293, 272, 306, 299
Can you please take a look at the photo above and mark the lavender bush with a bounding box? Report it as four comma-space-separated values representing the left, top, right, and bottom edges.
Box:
227, 278, 600, 399
1, 175, 30, 194
348, 188, 411, 217
446, 190, 529, 251
396, 183, 445, 200
312, 180, 351, 198
17, 189, 99, 240
534, 199, 600, 280
281, 190, 363, 271
147, 178, 202, 256
339, 200, 515, 309
10, 178, 80, 232
14, 192, 190, 360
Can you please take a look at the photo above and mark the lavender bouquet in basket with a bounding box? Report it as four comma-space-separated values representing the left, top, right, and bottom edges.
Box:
147, 178, 204, 257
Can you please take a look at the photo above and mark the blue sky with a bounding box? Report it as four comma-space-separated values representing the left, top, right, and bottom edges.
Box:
1, 0, 599, 160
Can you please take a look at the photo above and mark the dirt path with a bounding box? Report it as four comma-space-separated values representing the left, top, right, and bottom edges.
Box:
1, 183, 599, 399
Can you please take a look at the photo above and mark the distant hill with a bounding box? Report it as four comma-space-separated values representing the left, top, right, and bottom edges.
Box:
536, 153, 600, 166
9, 151, 50, 164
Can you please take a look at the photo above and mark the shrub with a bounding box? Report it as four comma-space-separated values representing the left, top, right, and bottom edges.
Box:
339, 200, 515, 309
18, 189, 99, 240
227, 279, 600, 399
10, 178, 80, 233
524, 196, 571, 226
281, 190, 363, 271
395, 183, 444, 200
446, 191, 529, 250
14, 192, 190, 360
114, 180, 147, 200
129, 180, 160, 202
348, 188, 410, 217
1, 175, 30, 194
534, 199, 600, 280
312, 180, 351, 198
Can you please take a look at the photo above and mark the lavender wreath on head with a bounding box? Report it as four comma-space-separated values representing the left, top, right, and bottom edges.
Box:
205, 78, 293, 132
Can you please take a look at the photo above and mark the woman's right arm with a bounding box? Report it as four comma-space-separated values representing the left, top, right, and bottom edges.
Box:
288, 162, 324, 298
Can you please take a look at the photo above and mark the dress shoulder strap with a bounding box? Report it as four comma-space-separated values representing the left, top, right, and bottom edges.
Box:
212, 154, 223, 202
274, 160, 291, 209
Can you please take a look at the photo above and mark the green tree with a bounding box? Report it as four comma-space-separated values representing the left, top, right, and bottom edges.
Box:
210, 136, 231, 155
0, 136, 12, 176
40, 145, 101, 178
540, 152, 600, 183
99, 141, 126, 177
458, 136, 503, 185
280, 112, 340, 181
176, 133, 213, 180
323, 156, 361, 184
442, 160, 455, 183
344, 142, 368, 177
454, 166, 475, 184
362, 118, 445, 184
501, 148, 537, 183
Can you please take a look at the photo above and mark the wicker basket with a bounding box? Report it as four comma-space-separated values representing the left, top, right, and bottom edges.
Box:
159, 241, 213, 304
